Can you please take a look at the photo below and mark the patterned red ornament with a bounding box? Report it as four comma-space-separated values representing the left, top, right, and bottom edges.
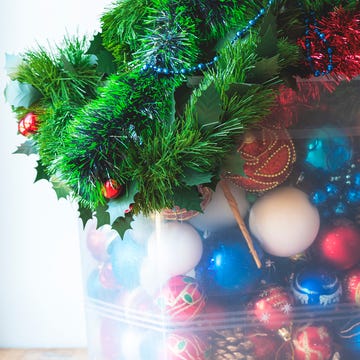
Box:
161, 186, 212, 220
246, 331, 281, 360
293, 325, 333, 360
102, 179, 124, 199
155, 275, 206, 322
252, 286, 294, 331
18, 112, 38, 136
224, 124, 296, 192
165, 332, 211, 360
344, 267, 360, 305
317, 224, 360, 270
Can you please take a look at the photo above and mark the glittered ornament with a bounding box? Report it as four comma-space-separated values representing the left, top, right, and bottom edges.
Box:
195, 226, 263, 296
246, 331, 281, 360
102, 179, 124, 199
224, 125, 296, 192
316, 224, 360, 270
338, 317, 360, 356
293, 325, 333, 360
155, 275, 206, 322
343, 267, 360, 305
291, 266, 342, 307
252, 286, 294, 331
109, 237, 145, 289
303, 126, 352, 175
165, 332, 211, 360
249, 187, 320, 257
18, 112, 38, 136
147, 222, 203, 278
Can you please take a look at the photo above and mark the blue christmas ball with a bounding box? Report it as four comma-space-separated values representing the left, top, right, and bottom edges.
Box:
195, 226, 263, 297
291, 266, 342, 307
110, 236, 145, 289
304, 126, 352, 174
338, 317, 360, 356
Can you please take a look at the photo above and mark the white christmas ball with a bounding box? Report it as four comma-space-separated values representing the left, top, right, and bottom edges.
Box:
147, 222, 203, 277
127, 214, 154, 245
249, 187, 320, 257
189, 180, 249, 232
139, 257, 171, 296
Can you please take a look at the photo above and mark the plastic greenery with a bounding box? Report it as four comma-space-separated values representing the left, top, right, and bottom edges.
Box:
5, 0, 360, 235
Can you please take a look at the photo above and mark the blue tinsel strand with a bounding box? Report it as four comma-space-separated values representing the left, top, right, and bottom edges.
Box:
141, 0, 274, 76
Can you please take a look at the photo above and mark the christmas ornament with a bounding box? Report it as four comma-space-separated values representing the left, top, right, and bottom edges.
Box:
343, 267, 360, 305
252, 285, 294, 332
147, 221, 203, 278
292, 325, 333, 360
302, 126, 352, 175
85, 220, 118, 262
338, 317, 360, 356
18, 112, 38, 136
316, 223, 360, 270
126, 214, 154, 245
189, 180, 249, 232
249, 187, 320, 257
155, 275, 206, 322
164, 332, 211, 360
195, 226, 263, 296
224, 124, 296, 192
99, 261, 122, 290
246, 331, 281, 360
102, 179, 123, 199
100, 318, 123, 360
109, 237, 146, 289
291, 266, 342, 307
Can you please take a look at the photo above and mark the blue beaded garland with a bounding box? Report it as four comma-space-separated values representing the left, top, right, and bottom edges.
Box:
325, 183, 339, 198
346, 188, 360, 204
141, 1, 273, 76
310, 189, 328, 205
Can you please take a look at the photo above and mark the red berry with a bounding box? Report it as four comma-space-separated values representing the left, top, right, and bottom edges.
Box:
18, 112, 38, 136
102, 179, 123, 199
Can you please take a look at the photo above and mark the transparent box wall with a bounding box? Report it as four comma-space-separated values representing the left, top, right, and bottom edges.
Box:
79, 79, 360, 360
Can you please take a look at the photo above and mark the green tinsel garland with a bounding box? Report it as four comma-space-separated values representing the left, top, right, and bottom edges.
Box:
6, 0, 360, 233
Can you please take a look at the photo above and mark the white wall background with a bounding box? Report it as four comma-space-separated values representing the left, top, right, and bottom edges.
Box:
0, 0, 111, 348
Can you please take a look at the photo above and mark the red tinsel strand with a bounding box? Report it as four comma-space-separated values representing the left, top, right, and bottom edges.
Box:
298, 7, 360, 81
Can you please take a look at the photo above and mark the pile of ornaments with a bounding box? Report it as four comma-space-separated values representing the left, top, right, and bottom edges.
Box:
83, 115, 360, 359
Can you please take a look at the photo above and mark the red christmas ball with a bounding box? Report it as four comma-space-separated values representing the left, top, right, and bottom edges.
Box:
224, 125, 296, 192
293, 325, 333, 360
344, 267, 360, 305
102, 179, 123, 199
252, 286, 294, 331
99, 261, 122, 290
246, 331, 281, 360
18, 112, 38, 136
165, 332, 211, 360
155, 275, 206, 322
317, 224, 360, 270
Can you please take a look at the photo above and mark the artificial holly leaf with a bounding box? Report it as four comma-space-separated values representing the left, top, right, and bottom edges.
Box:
86, 33, 116, 74
221, 151, 246, 176
257, 12, 278, 58
112, 212, 134, 239
4, 80, 42, 108
195, 84, 222, 129
13, 139, 38, 155
250, 55, 280, 84
5, 53, 22, 79
34, 160, 49, 183
95, 204, 110, 228
50, 176, 72, 200
226, 83, 259, 98
173, 186, 202, 212
182, 168, 213, 187
107, 181, 139, 224
78, 204, 93, 229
